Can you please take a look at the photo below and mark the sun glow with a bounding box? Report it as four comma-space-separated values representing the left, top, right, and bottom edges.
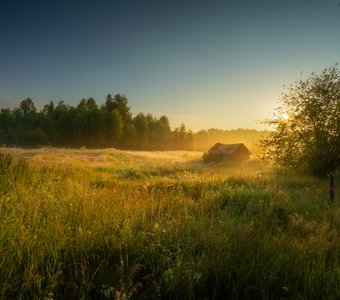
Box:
282, 113, 289, 120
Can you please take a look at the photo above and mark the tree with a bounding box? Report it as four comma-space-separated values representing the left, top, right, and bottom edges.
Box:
133, 113, 150, 149
19, 98, 36, 116
54, 100, 69, 115
112, 94, 132, 123
105, 94, 114, 112
121, 123, 137, 149
152, 115, 171, 149
21, 128, 48, 146
77, 98, 88, 111
86, 97, 98, 111
260, 66, 340, 176
172, 123, 194, 150
103, 110, 123, 146
77, 98, 98, 112
42, 101, 55, 115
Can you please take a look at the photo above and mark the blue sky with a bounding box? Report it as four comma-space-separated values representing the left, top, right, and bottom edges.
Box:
0, 0, 339, 131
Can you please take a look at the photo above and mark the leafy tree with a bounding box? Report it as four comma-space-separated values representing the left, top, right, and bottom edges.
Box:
103, 110, 123, 146
84, 110, 102, 146
19, 98, 36, 116
77, 99, 88, 111
159, 116, 171, 130
121, 123, 137, 149
54, 100, 69, 116
173, 123, 194, 150
42, 101, 55, 115
260, 66, 340, 176
21, 128, 48, 146
134, 113, 150, 149
86, 97, 98, 111
112, 94, 132, 123
0, 108, 15, 144
78, 98, 98, 112
0, 108, 14, 128
105, 94, 114, 112
149, 115, 171, 149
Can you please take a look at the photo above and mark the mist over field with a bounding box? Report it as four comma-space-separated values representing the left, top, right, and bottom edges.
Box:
0, 146, 339, 299
1, 0, 339, 299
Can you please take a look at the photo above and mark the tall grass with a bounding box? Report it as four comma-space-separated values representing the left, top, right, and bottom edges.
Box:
0, 150, 339, 299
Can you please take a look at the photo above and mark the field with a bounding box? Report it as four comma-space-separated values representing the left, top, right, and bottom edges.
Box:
0, 148, 339, 299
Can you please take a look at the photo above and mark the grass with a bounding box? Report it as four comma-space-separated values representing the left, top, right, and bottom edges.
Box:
0, 147, 339, 299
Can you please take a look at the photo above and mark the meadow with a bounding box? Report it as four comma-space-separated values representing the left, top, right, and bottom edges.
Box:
0, 148, 339, 299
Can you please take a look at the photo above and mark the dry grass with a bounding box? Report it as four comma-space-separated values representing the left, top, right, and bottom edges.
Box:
0, 148, 339, 299
0, 147, 203, 168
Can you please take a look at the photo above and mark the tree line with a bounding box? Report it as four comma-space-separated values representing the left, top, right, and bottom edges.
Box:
0, 94, 194, 150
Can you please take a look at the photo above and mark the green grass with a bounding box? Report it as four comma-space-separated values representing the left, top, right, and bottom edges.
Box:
0, 149, 339, 299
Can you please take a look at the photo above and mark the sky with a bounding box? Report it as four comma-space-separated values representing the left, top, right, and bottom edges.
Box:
0, 0, 339, 131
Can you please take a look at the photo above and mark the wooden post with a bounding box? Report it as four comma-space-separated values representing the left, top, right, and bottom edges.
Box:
329, 174, 334, 203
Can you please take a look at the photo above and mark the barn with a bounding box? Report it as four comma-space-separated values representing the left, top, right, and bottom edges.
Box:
202, 143, 252, 162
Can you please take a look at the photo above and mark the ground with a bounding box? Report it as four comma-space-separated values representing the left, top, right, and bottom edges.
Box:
0, 147, 339, 299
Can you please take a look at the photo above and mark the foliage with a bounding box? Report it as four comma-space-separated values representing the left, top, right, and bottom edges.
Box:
0, 149, 339, 299
0, 94, 267, 151
260, 66, 340, 175
18, 97, 37, 116
0, 94, 194, 150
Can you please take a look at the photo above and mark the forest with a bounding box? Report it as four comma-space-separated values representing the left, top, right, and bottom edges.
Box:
0, 94, 268, 151
0, 94, 193, 149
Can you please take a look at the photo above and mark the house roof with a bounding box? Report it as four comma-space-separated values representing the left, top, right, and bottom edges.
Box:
207, 143, 252, 155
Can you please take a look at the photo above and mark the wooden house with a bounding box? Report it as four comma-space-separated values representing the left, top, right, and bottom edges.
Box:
203, 143, 252, 162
